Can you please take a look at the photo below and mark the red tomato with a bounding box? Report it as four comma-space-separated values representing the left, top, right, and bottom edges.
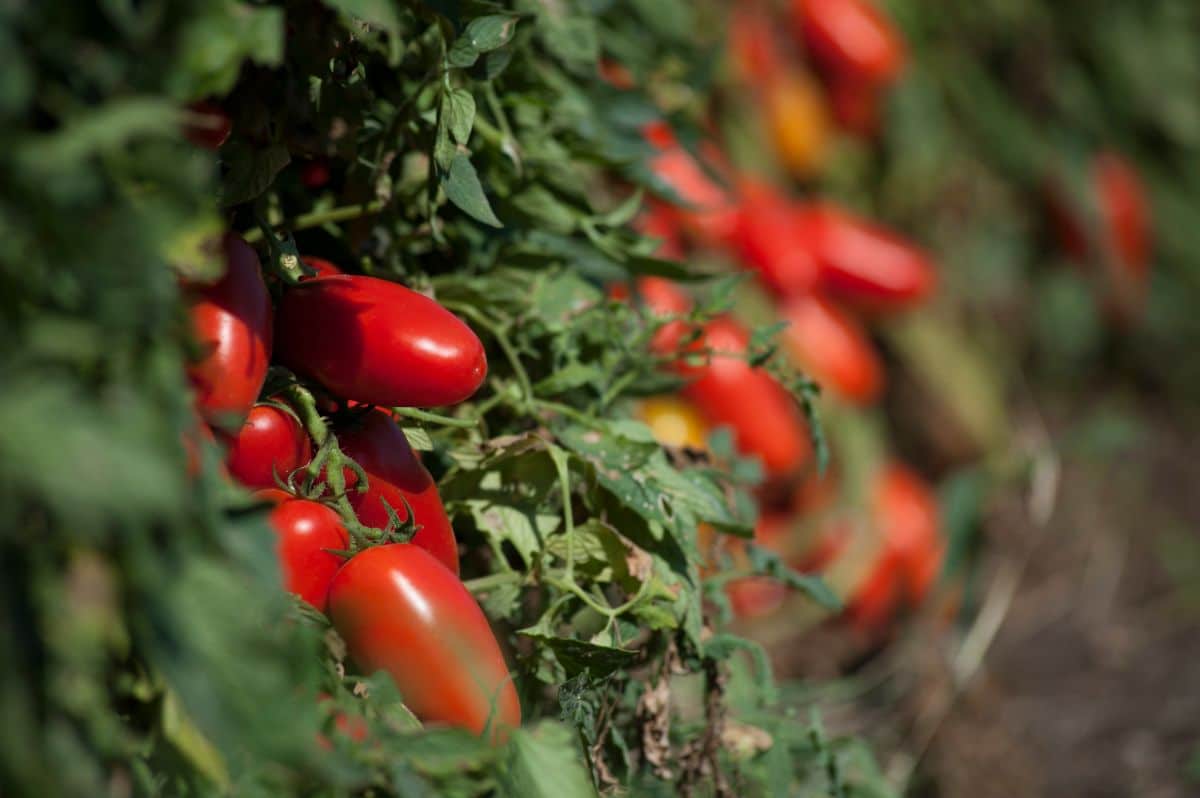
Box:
729, 2, 783, 84
827, 75, 882, 137
1094, 152, 1152, 318
597, 58, 636, 89
300, 159, 331, 189
846, 463, 941, 630
186, 234, 272, 423
223, 403, 313, 489
682, 317, 811, 479
791, 0, 906, 86
327, 544, 521, 737
300, 256, 344, 280
644, 125, 741, 247
255, 488, 294, 504
275, 275, 487, 408
733, 181, 820, 297
781, 294, 882, 404
335, 409, 459, 575
636, 203, 686, 261
797, 204, 936, 311
636, 276, 695, 355
267, 499, 350, 610
183, 100, 232, 150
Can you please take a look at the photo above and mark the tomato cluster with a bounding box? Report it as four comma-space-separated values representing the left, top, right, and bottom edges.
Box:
182, 240, 519, 737
622, 0, 944, 636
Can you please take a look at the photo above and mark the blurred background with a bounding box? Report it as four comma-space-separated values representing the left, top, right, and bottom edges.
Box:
629, 0, 1200, 794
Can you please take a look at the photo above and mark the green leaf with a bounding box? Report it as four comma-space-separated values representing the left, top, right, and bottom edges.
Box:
448, 15, 520, 68
499, 721, 599, 798
510, 185, 579, 234
442, 153, 503, 227
401, 426, 434, 452
16, 98, 180, 173
520, 631, 637, 679
220, 142, 290, 206
744, 545, 842, 610
445, 88, 477, 145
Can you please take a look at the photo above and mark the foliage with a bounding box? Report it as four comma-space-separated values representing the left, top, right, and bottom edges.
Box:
0, 1, 873, 796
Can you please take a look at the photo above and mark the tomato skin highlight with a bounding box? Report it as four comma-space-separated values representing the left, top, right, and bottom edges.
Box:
186, 234, 273, 423
335, 409, 459, 575
275, 275, 487, 408
327, 544, 521, 737
733, 182, 820, 297
682, 318, 811, 479
223, 403, 313, 489
792, 0, 906, 86
798, 204, 936, 310
781, 294, 882, 404
267, 499, 350, 611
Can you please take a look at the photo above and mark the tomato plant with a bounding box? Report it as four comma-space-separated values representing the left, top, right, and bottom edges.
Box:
327, 544, 521, 738
276, 275, 486, 408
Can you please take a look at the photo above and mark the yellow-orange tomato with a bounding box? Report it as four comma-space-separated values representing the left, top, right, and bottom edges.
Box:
764, 72, 832, 178
638, 397, 709, 449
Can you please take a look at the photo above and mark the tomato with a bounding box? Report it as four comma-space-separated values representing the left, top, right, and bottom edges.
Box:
186, 234, 273, 423
300, 256, 343, 280
636, 203, 686, 261
267, 499, 350, 610
781, 294, 882, 404
827, 75, 881, 138
597, 58, 636, 90
183, 100, 232, 150
638, 396, 708, 449
682, 318, 811, 479
335, 409, 459, 575
763, 72, 832, 178
275, 275, 487, 408
635, 276, 695, 356
729, 2, 783, 84
797, 204, 936, 311
732, 181, 820, 297
643, 124, 741, 248
327, 544, 521, 737
1093, 151, 1152, 318
223, 403, 313, 489
791, 0, 906, 86
300, 159, 331, 190
845, 463, 941, 630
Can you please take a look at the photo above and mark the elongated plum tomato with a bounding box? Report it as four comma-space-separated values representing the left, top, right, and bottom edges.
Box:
797, 204, 935, 311
763, 71, 831, 179
682, 318, 810, 479
1093, 151, 1152, 316
300, 256, 343, 280
791, 0, 906, 86
336, 409, 459, 575
224, 403, 313, 489
186, 234, 272, 423
733, 181, 820, 297
275, 275, 486, 408
635, 276, 695, 356
267, 499, 349, 611
781, 294, 882, 404
643, 123, 741, 248
328, 544, 521, 737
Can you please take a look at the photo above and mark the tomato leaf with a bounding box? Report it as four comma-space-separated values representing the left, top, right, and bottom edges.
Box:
499, 721, 599, 798
442, 153, 503, 227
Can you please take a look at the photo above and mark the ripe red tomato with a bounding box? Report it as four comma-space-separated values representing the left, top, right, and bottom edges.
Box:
327, 544, 521, 737
223, 403, 313, 489
781, 294, 882, 404
597, 58, 636, 89
267, 499, 350, 611
186, 234, 273, 423
636, 204, 686, 261
729, 2, 783, 84
275, 275, 487, 408
791, 0, 906, 86
300, 256, 343, 280
827, 75, 882, 138
733, 181, 820, 297
635, 276, 695, 356
643, 124, 741, 248
1094, 152, 1152, 318
796, 204, 936, 311
183, 100, 232, 150
845, 463, 941, 630
682, 317, 811, 479
335, 409, 459, 575
300, 159, 331, 189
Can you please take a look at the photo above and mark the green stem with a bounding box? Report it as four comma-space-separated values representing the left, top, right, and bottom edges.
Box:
442, 302, 534, 409
392, 406, 478, 428
463, 571, 523, 594
244, 201, 386, 243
